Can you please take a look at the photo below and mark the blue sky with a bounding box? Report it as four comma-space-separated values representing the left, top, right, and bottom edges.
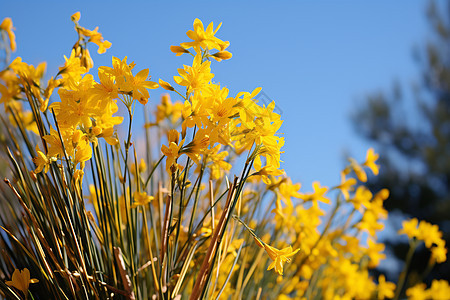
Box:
1, 0, 431, 190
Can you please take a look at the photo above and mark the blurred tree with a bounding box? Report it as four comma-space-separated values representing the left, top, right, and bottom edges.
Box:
352, 0, 450, 287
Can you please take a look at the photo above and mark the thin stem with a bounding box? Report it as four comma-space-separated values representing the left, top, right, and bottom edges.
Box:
143, 155, 164, 189
394, 240, 418, 300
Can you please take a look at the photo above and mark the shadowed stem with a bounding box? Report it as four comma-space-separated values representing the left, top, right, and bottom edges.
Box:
394, 240, 418, 300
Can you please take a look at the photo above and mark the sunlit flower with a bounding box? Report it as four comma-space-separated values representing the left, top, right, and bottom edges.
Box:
263, 244, 299, 275
0, 17, 16, 52
131, 191, 154, 208
363, 148, 379, 176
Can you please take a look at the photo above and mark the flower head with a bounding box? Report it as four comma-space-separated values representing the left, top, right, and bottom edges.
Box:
180, 18, 230, 53
6, 268, 39, 295
1, 17, 16, 52
263, 244, 299, 275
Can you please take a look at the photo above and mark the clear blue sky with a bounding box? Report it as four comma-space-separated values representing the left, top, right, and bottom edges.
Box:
1, 0, 431, 189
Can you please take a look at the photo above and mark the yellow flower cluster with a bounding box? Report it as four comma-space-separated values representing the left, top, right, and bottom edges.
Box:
406, 280, 450, 300
156, 18, 284, 179
70, 11, 111, 70
255, 149, 394, 299
1, 14, 449, 300
399, 218, 447, 263
10, 15, 157, 177
0, 13, 158, 180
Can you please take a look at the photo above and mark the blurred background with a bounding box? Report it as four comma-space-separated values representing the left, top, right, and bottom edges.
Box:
1, 0, 448, 286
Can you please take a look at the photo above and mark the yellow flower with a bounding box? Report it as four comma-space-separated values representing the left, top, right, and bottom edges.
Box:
74, 137, 92, 167
180, 18, 230, 53
154, 94, 184, 125
161, 129, 184, 174
349, 186, 372, 211
181, 129, 210, 164
174, 53, 214, 93
202, 145, 232, 179
263, 244, 299, 275
277, 177, 302, 204
429, 280, 450, 299
417, 221, 443, 248
363, 148, 379, 175
335, 172, 356, 200
43, 77, 62, 111
0, 17, 16, 52
377, 275, 395, 299
298, 181, 330, 204
138, 158, 147, 174
6, 268, 39, 295
431, 244, 447, 263
58, 50, 87, 90
127, 68, 159, 105
366, 239, 386, 268
344, 158, 367, 182
398, 218, 419, 239
32, 145, 56, 174
406, 283, 428, 300
76, 23, 111, 54
131, 191, 154, 208
358, 210, 384, 237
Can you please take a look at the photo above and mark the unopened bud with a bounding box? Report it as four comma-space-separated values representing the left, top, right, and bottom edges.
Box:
212, 51, 232, 61
170, 45, 189, 56
159, 79, 174, 91
71, 12, 81, 22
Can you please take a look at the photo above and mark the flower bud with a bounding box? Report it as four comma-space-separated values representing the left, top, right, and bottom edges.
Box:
170, 45, 189, 56
159, 79, 174, 91
212, 51, 232, 61
71, 12, 81, 22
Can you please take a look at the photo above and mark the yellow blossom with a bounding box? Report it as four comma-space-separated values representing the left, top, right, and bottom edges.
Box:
181, 129, 210, 164
32, 145, 56, 174
429, 279, 450, 299
363, 148, 379, 175
344, 158, 367, 182
365, 239, 386, 268
174, 54, 214, 93
131, 191, 154, 208
349, 186, 372, 211
417, 221, 443, 248
406, 283, 428, 300
335, 172, 357, 200
263, 244, 300, 275
6, 268, 39, 295
0, 17, 16, 52
431, 244, 447, 263
398, 218, 419, 239
299, 181, 330, 204
161, 129, 184, 173
180, 18, 230, 53
377, 275, 395, 299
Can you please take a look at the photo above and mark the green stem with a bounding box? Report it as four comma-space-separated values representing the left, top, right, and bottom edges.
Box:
394, 240, 418, 300
232, 215, 264, 245
143, 155, 164, 189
